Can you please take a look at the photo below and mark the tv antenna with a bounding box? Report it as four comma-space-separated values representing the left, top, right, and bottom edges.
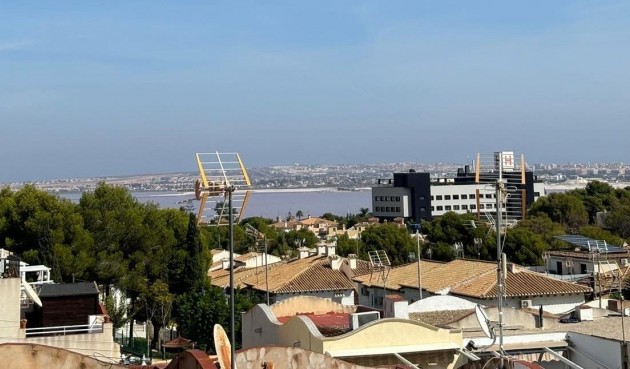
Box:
194, 152, 251, 226
195, 151, 251, 369
368, 250, 391, 305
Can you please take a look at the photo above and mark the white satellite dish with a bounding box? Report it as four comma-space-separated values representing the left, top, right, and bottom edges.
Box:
22, 282, 42, 307
475, 304, 493, 339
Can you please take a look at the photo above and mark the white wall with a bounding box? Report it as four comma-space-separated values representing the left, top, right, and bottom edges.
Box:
566, 331, 623, 369
0, 278, 21, 341
372, 187, 411, 218
457, 294, 585, 315
243, 254, 282, 268
276, 290, 355, 306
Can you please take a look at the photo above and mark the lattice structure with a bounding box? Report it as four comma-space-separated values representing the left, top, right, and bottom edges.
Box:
195, 152, 251, 225
368, 250, 391, 285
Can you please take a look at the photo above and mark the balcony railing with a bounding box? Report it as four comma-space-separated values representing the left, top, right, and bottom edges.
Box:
25, 323, 104, 337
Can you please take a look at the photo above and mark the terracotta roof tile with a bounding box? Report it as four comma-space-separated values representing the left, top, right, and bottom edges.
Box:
210, 255, 370, 294
354, 259, 592, 298
451, 266, 593, 299
352, 261, 443, 291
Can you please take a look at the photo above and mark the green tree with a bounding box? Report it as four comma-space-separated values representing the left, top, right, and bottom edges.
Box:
502, 227, 546, 266
360, 223, 414, 265
528, 193, 588, 232
295, 210, 304, 220
175, 285, 228, 352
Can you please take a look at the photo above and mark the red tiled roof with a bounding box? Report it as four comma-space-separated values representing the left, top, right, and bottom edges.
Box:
277, 312, 350, 337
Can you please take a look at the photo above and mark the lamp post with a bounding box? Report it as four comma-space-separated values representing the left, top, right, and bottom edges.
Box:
415, 230, 423, 300
227, 187, 236, 369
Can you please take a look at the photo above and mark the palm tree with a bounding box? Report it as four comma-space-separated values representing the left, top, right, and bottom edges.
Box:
359, 208, 370, 217
296, 210, 304, 220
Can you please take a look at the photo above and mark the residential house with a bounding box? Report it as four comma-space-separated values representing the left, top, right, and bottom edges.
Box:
241, 295, 465, 368
209, 245, 369, 305
354, 259, 592, 314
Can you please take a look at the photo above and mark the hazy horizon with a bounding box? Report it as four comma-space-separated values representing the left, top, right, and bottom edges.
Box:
2, 1, 630, 183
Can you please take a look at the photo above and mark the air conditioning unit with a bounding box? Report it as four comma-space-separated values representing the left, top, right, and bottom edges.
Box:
521, 300, 533, 309
621, 259, 628, 267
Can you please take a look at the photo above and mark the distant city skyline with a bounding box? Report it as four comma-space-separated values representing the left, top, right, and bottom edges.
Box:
2, 1, 630, 183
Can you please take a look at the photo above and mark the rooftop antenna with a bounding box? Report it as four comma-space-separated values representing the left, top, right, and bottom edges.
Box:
368, 250, 391, 307
244, 223, 270, 305
195, 152, 251, 369
474, 151, 529, 364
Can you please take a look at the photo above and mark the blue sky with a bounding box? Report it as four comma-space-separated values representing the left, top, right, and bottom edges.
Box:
1, 1, 629, 182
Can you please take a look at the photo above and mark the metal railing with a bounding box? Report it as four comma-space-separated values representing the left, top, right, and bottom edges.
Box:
25, 323, 103, 337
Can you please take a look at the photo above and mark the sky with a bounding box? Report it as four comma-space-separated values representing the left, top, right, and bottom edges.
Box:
1, 1, 630, 182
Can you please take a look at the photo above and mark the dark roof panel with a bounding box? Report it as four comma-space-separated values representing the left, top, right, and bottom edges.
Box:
38, 282, 99, 298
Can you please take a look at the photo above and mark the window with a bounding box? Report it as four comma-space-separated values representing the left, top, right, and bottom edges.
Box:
534, 192, 540, 197
445, 205, 452, 211
453, 195, 459, 200
470, 194, 476, 199
385, 207, 390, 212
462, 205, 468, 210
374, 196, 379, 201
436, 195, 443, 200
361, 285, 369, 296
444, 195, 451, 200
420, 207, 426, 212
479, 204, 484, 209
396, 207, 401, 212
485, 194, 492, 199
470, 204, 476, 210
453, 205, 460, 210
380, 196, 385, 201
396, 196, 401, 201
436, 206, 443, 211
461, 194, 468, 200
375, 206, 380, 212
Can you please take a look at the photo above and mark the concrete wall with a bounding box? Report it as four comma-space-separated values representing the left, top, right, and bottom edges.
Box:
23, 322, 120, 358
566, 331, 623, 369
243, 254, 282, 269
450, 307, 561, 332
242, 303, 464, 369
0, 343, 125, 369
0, 278, 21, 341
271, 296, 356, 317
236, 346, 395, 369
455, 294, 584, 315
276, 290, 355, 306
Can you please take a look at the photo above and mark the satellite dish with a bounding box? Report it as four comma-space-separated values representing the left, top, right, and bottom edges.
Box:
475, 304, 493, 339
22, 282, 42, 307
214, 324, 231, 369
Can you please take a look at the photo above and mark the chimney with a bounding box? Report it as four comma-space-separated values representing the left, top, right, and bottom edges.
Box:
330, 255, 343, 270
221, 258, 231, 270
383, 295, 409, 319
506, 262, 517, 273
317, 243, 327, 256
326, 243, 336, 257
299, 247, 310, 259
347, 254, 357, 269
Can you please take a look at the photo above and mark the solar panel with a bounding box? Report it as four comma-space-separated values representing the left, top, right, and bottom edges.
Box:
554, 235, 626, 253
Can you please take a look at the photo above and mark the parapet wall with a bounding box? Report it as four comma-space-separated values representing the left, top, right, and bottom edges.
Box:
0, 343, 125, 369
